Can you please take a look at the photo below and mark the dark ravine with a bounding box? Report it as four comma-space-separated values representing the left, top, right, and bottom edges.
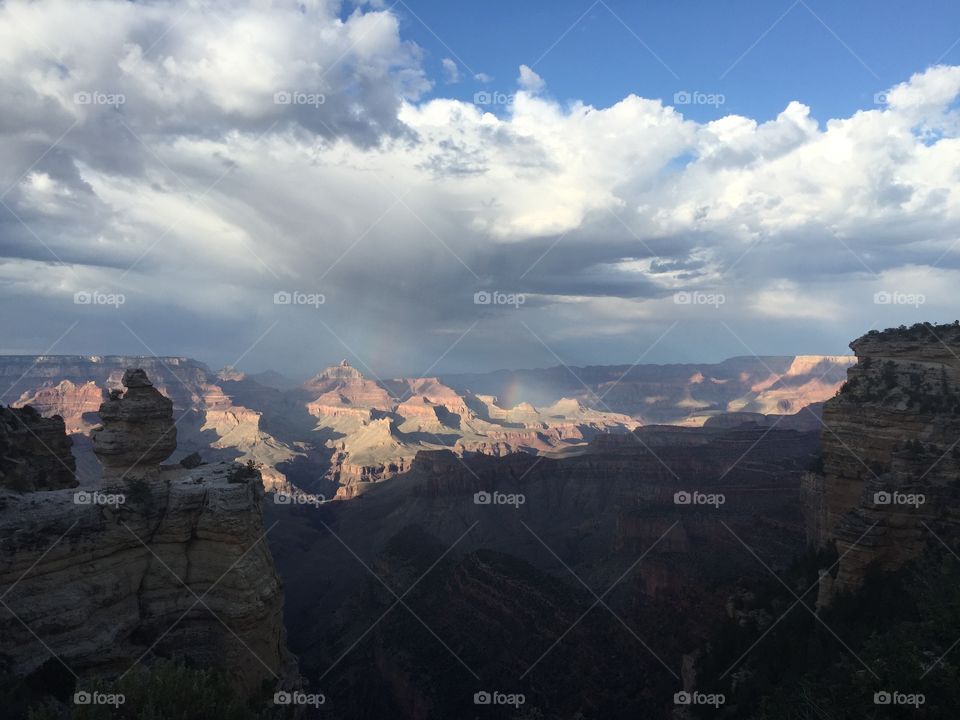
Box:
262, 323, 960, 718
266, 420, 821, 718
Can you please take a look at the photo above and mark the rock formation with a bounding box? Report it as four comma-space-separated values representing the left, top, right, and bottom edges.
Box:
0, 354, 850, 500
441, 354, 855, 424
0, 370, 296, 694
90, 369, 177, 479
0, 406, 77, 491
300, 361, 642, 498
13, 379, 104, 434
3, 355, 301, 488
810, 322, 960, 603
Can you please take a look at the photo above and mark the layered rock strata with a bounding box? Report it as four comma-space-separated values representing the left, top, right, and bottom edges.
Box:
0, 406, 77, 491
0, 370, 295, 693
811, 322, 960, 602
90, 369, 177, 479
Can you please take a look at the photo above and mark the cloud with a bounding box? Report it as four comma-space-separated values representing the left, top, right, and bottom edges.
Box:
0, 2, 959, 374
474, 73, 493, 83
517, 65, 545, 94
441, 58, 460, 84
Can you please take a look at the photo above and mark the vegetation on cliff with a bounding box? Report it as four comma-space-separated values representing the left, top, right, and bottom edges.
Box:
687, 541, 960, 718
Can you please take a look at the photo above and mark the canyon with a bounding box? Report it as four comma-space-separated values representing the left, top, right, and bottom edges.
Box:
266, 418, 822, 717
260, 323, 960, 717
0, 369, 295, 698
441, 354, 855, 424
3, 328, 956, 717
1, 354, 852, 501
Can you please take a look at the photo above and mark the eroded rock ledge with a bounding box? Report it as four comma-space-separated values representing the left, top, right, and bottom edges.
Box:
0, 369, 295, 693
809, 322, 960, 603
0, 406, 77, 492
90, 368, 177, 480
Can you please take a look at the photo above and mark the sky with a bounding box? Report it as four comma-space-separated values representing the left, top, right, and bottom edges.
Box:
1, 0, 960, 377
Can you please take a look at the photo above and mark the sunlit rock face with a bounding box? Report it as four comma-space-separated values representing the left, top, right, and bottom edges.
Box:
2, 355, 297, 488
90, 369, 177, 480
0, 354, 850, 500
811, 322, 960, 604
13, 379, 105, 434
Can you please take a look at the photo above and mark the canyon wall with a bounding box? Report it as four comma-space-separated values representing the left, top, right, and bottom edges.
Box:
2, 355, 298, 490
0, 370, 295, 693
810, 322, 960, 602
442, 354, 855, 423
0, 406, 77, 492
0, 354, 852, 501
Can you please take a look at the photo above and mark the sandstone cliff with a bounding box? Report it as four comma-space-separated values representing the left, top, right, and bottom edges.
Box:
441, 354, 855, 424
811, 321, 960, 602
0, 369, 295, 693
0, 406, 77, 492
3, 355, 300, 489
